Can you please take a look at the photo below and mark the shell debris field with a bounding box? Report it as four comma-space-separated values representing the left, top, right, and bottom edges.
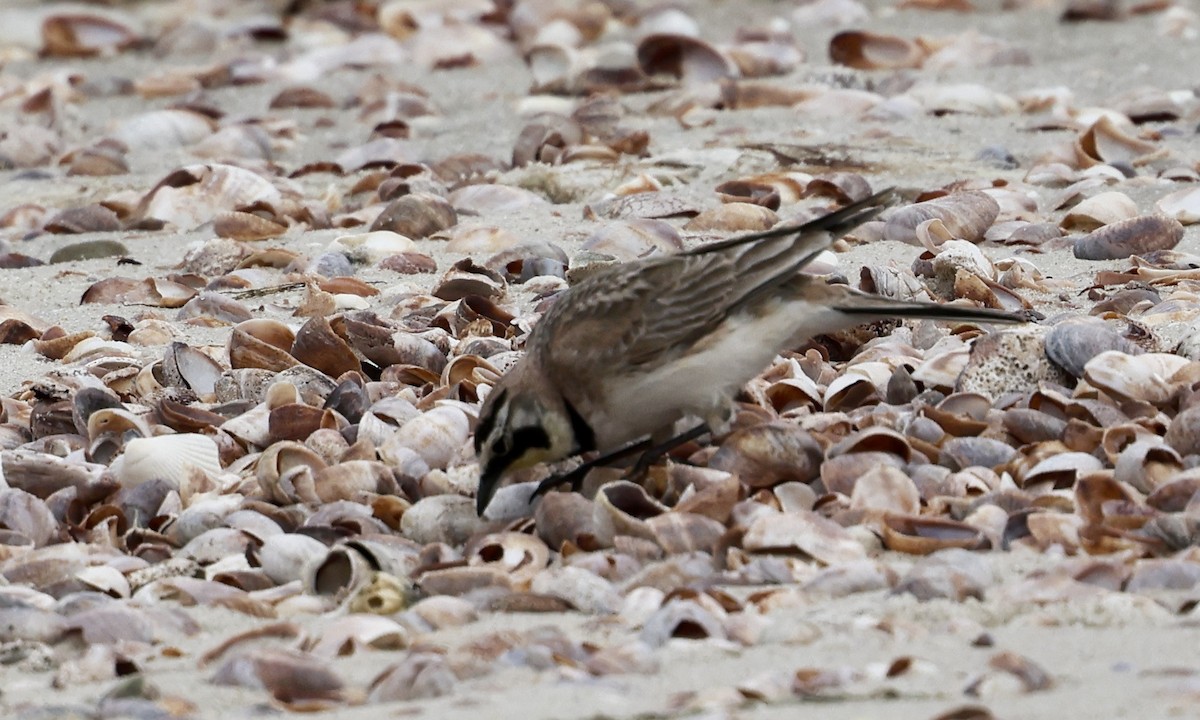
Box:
0, 0, 1199, 718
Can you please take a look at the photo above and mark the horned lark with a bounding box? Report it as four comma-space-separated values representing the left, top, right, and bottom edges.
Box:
474, 190, 1023, 515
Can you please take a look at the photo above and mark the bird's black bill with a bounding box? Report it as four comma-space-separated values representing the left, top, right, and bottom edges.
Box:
834, 301, 1029, 325
476, 466, 502, 517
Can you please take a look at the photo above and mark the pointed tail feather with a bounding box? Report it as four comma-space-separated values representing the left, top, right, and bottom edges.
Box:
833, 297, 1029, 325
684, 187, 897, 257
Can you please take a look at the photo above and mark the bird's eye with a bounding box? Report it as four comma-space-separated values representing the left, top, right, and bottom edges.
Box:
491, 436, 511, 457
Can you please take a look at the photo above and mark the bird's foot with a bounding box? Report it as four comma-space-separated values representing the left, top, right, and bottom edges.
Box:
530, 462, 593, 500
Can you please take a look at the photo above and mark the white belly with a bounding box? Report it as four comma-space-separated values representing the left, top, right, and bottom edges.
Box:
591, 297, 853, 449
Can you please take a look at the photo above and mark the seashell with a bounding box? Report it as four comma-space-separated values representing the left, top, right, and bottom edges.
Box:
328, 231, 415, 264
45, 207, 122, 236
466, 532, 550, 588
418, 566, 513, 597
290, 316, 359, 379
380, 251, 438, 274
805, 173, 873, 204
109, 434, 222, 490
1, 450, 112, 502
162, 342, 223, 399
107, 107, 213, 149
820, 451, 907, 497
1061, 191, 1138, 231
212, 211, 286, 241
637, 34, 738, 85
1017, 452, 1103, 490
894, 548, 992, 600
449, 184, 549, 215
885, 192, 999, 245
1083, 351, 1192, 406
270, 86, 335, 109
743, 511, 867, 564
727, 37, 804, 78
74, 565, 131, 599
829, 30, 926, 70
228, 319, 298, 372
1113, 441, 1181, 494
368, 652, 456, 703
305, 614, 409, 658
582, 219, 682, 261
1072, 214, 1183, 261
258, 534, 326, 585
268, 403, 333, 443
645, 512, 725, 554
369, 193, 457, 238
0, 489, 57, 549
400, 495, 481, 546
156, 397, 226, 434
255, 441, 327, 505
41, 14, 140, 57
209, 649, 344, 710
1165, 406, 1200, 457
177, 291, 253, 324
139, 164, 282, 230
641, 599, 726, 646
193, 124, 274, 161
881, 515, 989, 554
533, 492, 614, 551
1003, 409, 1068, 445
849, 466, 920, 515
79, 277, 197, 308
1155, 186, 1200, 225
433, 258, 506, 301
389, 405, 469, 470
348, 571, 416, 615
939, 437, 1016, 472
529, 566, 621, 614
1074, 115, 1159, 168
595, 480, 666, 542
1043, 318, 1142, 378
442, 225, 523, 254
313, 461, 396, 503
1146, 472, 1200, 512
683, 203, 778, 233
709, 423, 822, 488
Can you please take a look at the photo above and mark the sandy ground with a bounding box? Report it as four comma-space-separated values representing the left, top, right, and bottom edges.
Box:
2, 0, 1200, 718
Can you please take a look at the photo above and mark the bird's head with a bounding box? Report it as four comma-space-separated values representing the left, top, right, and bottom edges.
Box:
474, 364, 584, 516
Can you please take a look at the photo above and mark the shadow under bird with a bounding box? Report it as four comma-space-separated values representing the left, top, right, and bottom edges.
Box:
473, 190, 1025, 516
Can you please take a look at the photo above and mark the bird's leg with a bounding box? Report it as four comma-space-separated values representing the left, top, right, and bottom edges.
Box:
530, 437, 654, 500
626, 423, 711, 481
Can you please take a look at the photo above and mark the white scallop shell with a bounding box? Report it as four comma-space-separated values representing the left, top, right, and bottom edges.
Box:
110, 434, 222, 489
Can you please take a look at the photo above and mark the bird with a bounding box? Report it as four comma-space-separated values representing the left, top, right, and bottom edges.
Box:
473, 190, 1024, 516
